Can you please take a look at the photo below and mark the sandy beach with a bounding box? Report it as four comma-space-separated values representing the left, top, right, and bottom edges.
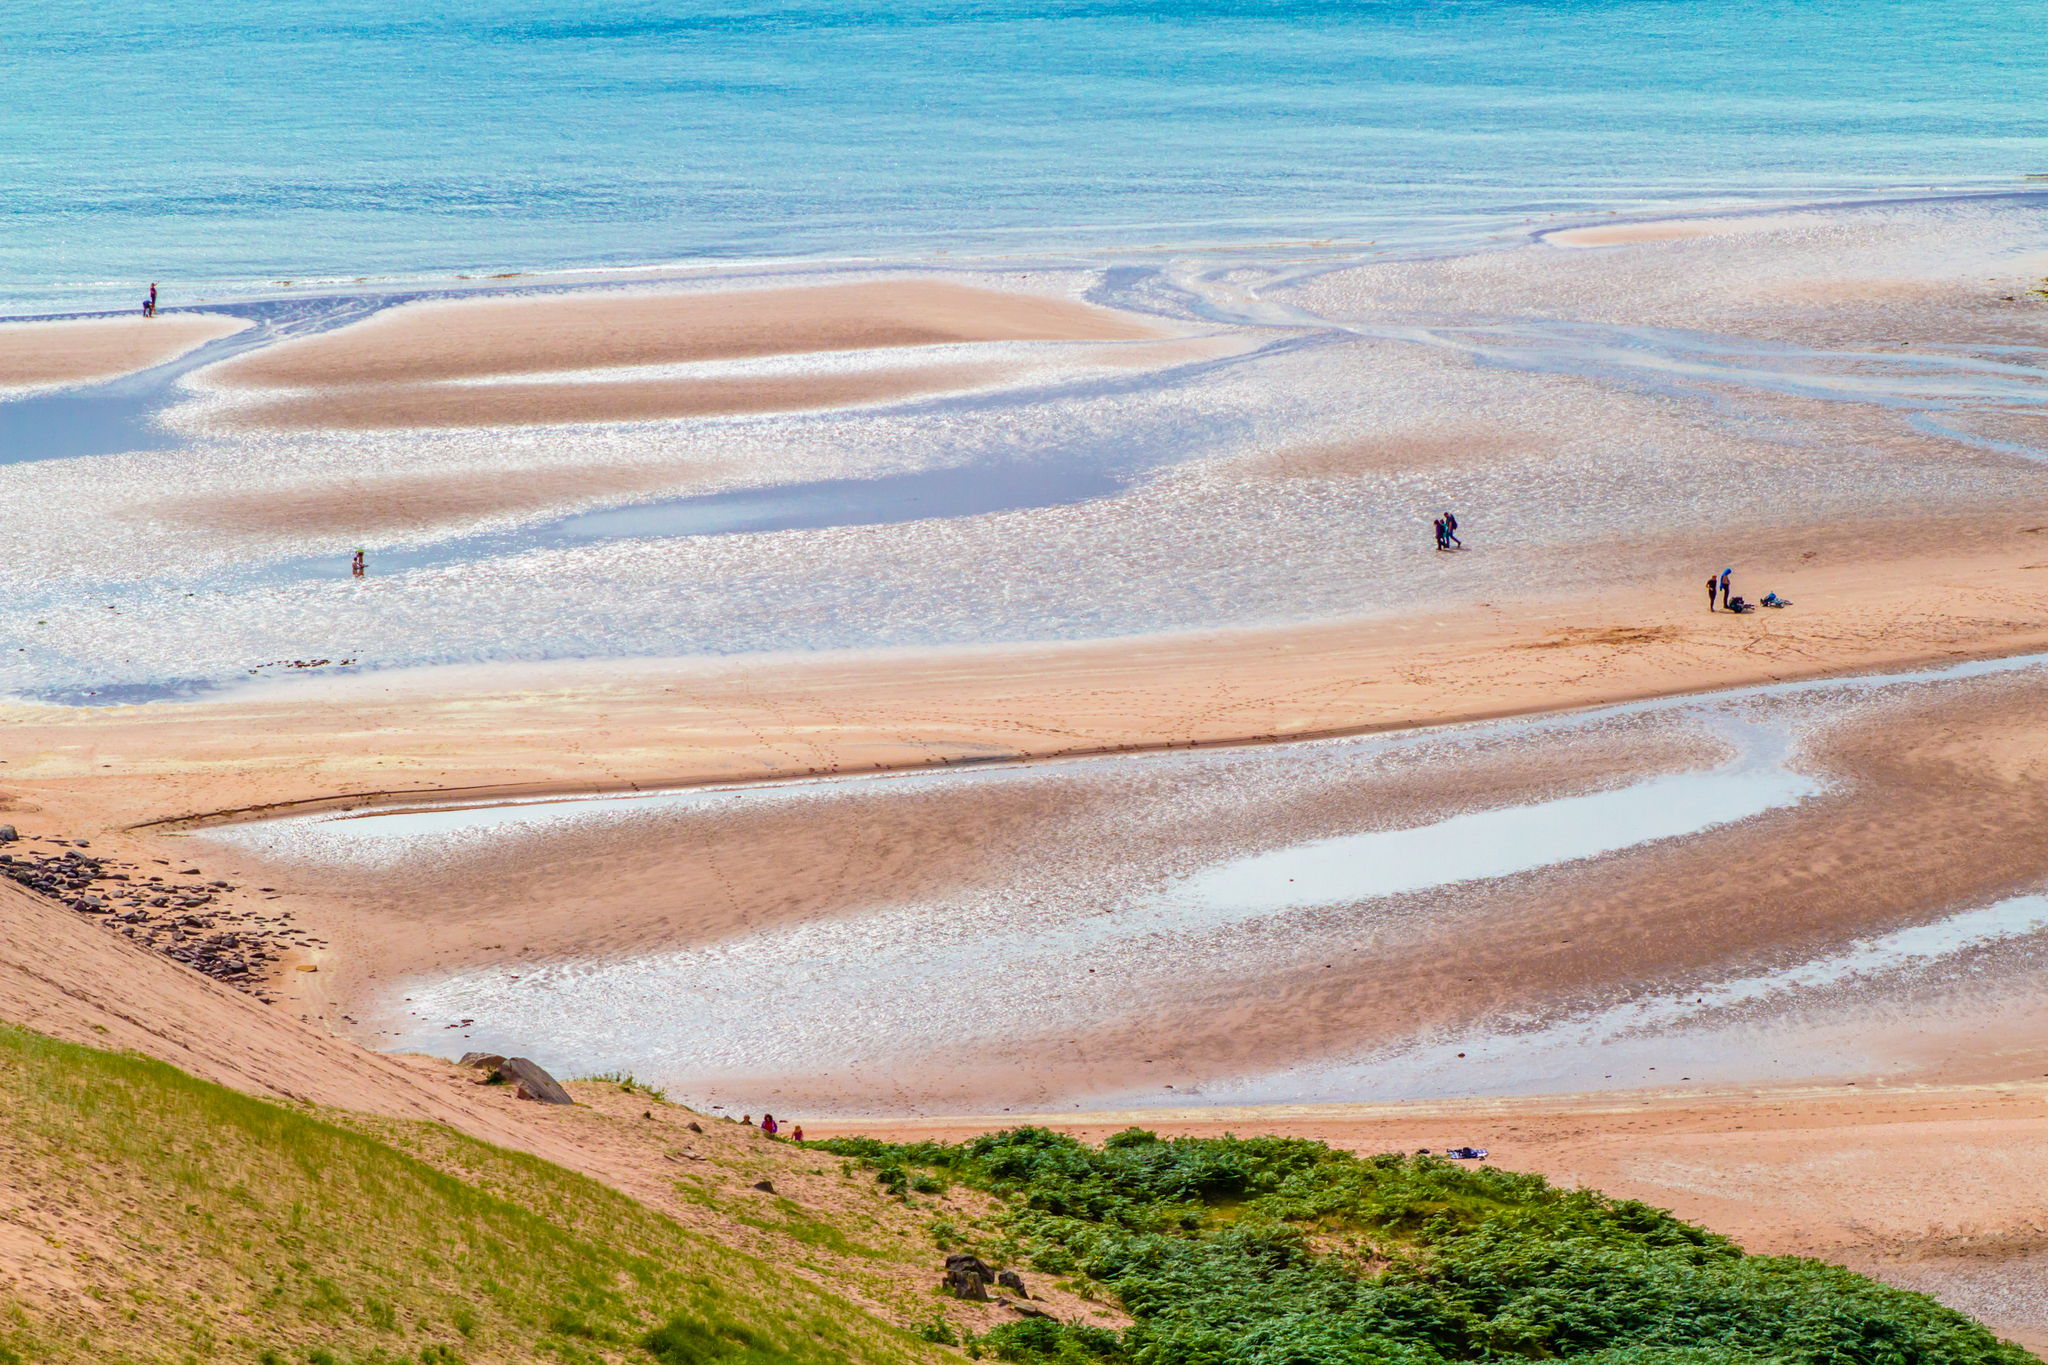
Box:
0, 313, 248, 391
6, 201, 2048, 1350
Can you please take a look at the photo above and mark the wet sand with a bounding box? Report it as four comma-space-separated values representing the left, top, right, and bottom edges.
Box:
196, 279, 1172, 430
0, 313, 249, 390
160, 457, 739, 538
1546, 216, 1804, 247
213, 360, 1018, 430
210, 281, 1165, 387
173, 663, 2048, 1120
0, 526, 2041, 1119
9, 518, 2043, 826
6, 210, 2048, 1345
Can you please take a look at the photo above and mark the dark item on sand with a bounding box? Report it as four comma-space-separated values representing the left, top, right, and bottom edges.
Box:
944, 1253, 998, 1301
477, 1056, 573, 1104
1443, 1146, 1489, 1160
1762, 592, 1791, 608
1725, 596, 1753, 614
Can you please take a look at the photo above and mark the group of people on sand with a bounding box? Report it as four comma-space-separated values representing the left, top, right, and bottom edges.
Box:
1433, 511, 1462, 551
741, 1113, 802, 1141
1707, 567, 1790, 614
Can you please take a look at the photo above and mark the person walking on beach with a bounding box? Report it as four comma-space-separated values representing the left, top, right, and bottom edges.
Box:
351, 548, 365, 579
1719, 567, 1733, 610
1433, 516, 1447, 551
1442, 511, 1462, 549
1706, 573, 1719, 612
148, 282, 157, 314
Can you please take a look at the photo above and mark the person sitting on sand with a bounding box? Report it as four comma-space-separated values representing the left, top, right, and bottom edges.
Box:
761, 1113, 778, 1137
791, 1124, 803, 1142
741, 1114, 753, 1126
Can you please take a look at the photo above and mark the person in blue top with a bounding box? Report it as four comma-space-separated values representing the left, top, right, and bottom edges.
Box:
1719, 567, 1733, 609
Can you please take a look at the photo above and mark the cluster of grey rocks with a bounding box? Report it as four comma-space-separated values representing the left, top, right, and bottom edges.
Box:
941, 1253, 1047, 1315
0, 826, 317, 1002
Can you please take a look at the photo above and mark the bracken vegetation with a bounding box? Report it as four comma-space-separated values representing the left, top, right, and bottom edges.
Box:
0, 1025, 930, 1365
814, 1127, 2032, 1365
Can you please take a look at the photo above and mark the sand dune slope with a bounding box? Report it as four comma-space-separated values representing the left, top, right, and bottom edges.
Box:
0, 876, 538, 1148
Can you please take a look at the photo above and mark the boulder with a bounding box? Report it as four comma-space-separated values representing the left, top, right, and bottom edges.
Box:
997, 1269, 1030, 1298
496, 1057, 573, 1104
458, 1052, 507, 1070
752, 1180, 775, 1193
0, 825, 16, 842
943, 1268, 988, 1302
1008, 1302, 1056, 1321
945, 1253, 997, 1283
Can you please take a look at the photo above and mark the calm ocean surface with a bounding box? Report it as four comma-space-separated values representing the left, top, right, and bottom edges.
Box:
6, 0, 2044, 316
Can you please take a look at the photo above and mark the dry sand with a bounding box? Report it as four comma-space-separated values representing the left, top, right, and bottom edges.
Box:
211, 281, 1164, 386
215, 360, 1017, 429
0, 313, 249, 390
8, 520, 2043, 831
197, 279, 1170, 430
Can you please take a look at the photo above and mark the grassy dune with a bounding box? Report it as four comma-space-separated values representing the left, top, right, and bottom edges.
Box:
0, 1025, 933, 1365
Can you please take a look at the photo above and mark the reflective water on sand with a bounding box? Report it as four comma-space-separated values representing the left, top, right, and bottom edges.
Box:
1175, 719, 1812, 918
1182, 891, 2048, 1107
271, 650, 2041, 1106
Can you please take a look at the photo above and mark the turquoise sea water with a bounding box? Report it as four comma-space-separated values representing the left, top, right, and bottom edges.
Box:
7, 0, 2046, 315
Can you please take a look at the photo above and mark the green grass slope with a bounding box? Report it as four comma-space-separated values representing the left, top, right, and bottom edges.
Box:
0, 1024, 936, 1365
817, 1128, 2033, 1365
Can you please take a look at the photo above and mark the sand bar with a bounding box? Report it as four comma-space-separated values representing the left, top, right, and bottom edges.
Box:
194, 279, 1171, 429
214, 360, 1016, 430
208, 280, 1165, 388
1546, 215, 1804, 248
0, 313, 249, 390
